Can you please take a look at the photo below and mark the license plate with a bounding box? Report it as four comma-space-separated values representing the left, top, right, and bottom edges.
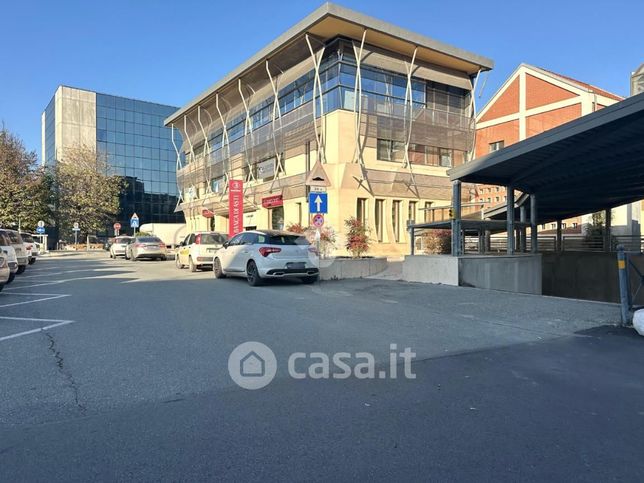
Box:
286, 262, 305, 270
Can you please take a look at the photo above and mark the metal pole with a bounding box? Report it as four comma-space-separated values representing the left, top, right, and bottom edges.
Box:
519, 205, 527, 253
452, 181, 462, 256
74, 230, 78, 247
556, 220, 563, 252
410, 225, 415, 255
604, 208, 612, 252
617, 245, 630, 326
506, 185, 514, 254
530, 194, 538, 253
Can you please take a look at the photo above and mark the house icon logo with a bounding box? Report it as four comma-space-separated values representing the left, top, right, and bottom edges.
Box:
240, 351, 265, 377
228, 342, 277, 390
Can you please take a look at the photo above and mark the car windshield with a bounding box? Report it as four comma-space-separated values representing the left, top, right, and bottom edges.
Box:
137, 237, 162, 243
116, 237, 133, 243
267, 234, 309, 245
201, 233, 227, 245
20, 234, 34, 242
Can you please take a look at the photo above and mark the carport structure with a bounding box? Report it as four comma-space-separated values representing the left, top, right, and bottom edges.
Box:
448, 92, 644, 256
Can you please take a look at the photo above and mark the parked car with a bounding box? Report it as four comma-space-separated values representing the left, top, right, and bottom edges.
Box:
125, 236, 167, 261
213, 230, 319, 286
0, 232, 19, 283
0, 229, 28, 274
109, 236, 134, 258
20, 233, 38, 264
0, 253, 10, 292
176, 231, 228, 272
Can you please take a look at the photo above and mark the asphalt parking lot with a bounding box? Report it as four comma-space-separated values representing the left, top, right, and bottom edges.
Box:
1, 253, 643, 481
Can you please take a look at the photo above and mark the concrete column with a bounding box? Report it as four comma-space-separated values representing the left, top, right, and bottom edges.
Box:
556, 220, 563, 252
507, 185, 515, 254
451, 181, 462, 256
604, 208, 612, 252
530, 194, 538, 253
519, 205, 527, 252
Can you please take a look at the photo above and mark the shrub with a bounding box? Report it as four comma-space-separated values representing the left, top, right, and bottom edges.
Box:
286, 222, 305, 234
421, 229, 451, 254
344, 217, 370, 258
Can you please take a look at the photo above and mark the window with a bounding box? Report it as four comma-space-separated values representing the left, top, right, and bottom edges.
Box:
573, 222, 578, 228
357, 198, 367, 224
271, 206, 284, 231
408, 201, 417, 223
551, 223, 556, 229
296, 202, 302, 225
424, 201, 433, 223
439, 148, 452, 167
377, 139, 404, 162
392, 200, 401, 243
562, 223, 567, 229
489, 140, 505, 152
375, 199, 384, 242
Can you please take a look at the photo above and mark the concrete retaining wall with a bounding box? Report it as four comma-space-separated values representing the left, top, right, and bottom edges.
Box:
542, 251, 644, 303
402, 255, 459, 286
320, 257, 388, 280
402, 254, 542, 295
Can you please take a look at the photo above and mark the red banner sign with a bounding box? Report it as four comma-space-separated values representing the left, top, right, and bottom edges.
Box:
228, 180, 244, 237
261, 194, 283, 209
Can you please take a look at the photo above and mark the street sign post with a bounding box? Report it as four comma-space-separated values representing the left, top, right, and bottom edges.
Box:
308, 192, 328, 214
73, 222, 80, 246
114, 222, 122, 236
130, 213, 139, 235
37, 220, 45, 228
36, 226, 45, 234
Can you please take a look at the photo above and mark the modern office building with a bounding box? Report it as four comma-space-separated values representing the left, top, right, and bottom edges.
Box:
166, 3, 493, 256
473, 64, 640, 236
42, 86, 183, 234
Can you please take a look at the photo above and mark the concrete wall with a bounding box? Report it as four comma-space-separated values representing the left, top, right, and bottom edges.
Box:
402, 254, 542, 295
402, 255, 459, 286
542, 252, 644, 303
320, 257, 388, 280
459, 255, 542, 295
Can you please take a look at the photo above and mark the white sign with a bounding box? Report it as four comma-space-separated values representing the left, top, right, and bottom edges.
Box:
256, 158, 275, 179
73, 222, 79, 229
37, 220, 45, 228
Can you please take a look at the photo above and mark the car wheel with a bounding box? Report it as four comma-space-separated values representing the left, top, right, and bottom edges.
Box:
8, 272, 15, 284
0, 283, 4, 292
213, 258, 226, 279
109, 252, 114, 259
16, 265, 26, 274
28, 258, 36, 265
189, 257, 197, 272
301, 275, 318, 284
131, 254, 137, 262
246, 260, 263, 286
175, 256, 183, 269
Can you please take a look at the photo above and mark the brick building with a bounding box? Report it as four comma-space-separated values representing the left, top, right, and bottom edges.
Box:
473, 64, 637, 235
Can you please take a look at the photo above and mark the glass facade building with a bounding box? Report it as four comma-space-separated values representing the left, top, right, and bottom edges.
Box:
42, 86, 183, 235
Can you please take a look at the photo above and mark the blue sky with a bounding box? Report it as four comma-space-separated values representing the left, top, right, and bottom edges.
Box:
1, 0, 641, 159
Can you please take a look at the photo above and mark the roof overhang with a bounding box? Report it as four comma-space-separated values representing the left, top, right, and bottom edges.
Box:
165, 2, 493, 126
449, 92, 644, 223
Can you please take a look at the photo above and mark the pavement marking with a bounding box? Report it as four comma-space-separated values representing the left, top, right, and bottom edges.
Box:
0, 292, 68, 297
3, 275, 117, 291
0, 315, 74, 323
0, 321, 75, 342
0, 294, 70, 308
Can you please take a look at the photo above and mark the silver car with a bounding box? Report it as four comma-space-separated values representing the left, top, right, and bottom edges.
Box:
213, 230, 319, 286
109, 236, 134, 258
0, 229, 28, 274
125, 236, 167, 261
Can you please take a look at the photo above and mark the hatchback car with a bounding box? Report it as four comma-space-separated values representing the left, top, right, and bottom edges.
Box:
109, 236, 134, 258
125, 236, 167, 261
176, 231, 228, 272
0, 229, 28, 274
0, 253, 10, 292
0, 232, 19, 283
213, 230, 319, 286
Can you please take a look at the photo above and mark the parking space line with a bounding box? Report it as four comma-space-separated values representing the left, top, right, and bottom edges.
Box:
0, 292, 67, 297
0, 294, 70, 308
0, 315, 74, 323
0, 321, 75, 342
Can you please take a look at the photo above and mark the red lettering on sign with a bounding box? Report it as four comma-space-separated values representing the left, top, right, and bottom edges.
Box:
228, 180, 244, 237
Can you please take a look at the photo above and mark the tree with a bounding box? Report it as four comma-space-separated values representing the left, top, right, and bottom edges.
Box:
344, 217, 370, 258
54, 145, 123, 239
0, 126, 51, 230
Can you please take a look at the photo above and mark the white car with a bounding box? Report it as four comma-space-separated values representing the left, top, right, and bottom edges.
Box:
109, 236, 134, 258
0, 229, 27, 274
0, 254, 9, 292
0, 231, 19, 283
176, 231, 228, 272
213, 230, 319, 286
20, 233, 38, 264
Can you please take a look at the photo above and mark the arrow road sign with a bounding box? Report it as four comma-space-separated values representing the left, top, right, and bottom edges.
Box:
308, 192, 328, 214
